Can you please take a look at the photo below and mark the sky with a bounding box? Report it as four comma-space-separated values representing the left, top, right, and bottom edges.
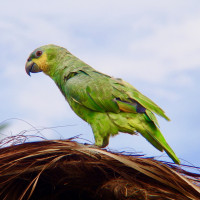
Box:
0, 0, 200, 166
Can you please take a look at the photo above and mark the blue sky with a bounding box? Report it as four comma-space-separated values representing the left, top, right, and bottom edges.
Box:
0, 0, 200, 165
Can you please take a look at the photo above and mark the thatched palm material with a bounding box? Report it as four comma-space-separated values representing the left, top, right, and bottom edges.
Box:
0, 139, 200, 200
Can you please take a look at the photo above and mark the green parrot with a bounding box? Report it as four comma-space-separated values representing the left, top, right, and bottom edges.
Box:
25, 44, 180, 164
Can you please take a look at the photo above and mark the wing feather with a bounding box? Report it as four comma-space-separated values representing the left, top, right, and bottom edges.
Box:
65, 70, 170, 122
111, 78, 170, 121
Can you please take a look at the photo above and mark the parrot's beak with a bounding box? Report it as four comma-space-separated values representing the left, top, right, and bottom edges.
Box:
25, 61, 42, 76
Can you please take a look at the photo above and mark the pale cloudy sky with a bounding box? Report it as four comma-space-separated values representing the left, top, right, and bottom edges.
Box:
0, 0, 200, 165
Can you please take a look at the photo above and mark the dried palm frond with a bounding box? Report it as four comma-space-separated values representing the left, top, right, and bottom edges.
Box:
0, 138, 200, 200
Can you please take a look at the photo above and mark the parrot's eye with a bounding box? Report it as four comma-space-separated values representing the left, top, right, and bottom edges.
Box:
35, 50, 43, 57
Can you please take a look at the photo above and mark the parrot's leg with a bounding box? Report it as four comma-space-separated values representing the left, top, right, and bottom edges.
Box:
91, 123, 110, 147
89, 113, 118, 147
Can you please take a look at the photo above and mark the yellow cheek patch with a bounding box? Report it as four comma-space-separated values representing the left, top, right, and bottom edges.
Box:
32, 53, 49, 73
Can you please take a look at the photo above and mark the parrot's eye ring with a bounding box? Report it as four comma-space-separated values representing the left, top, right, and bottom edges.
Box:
35, 50, 43, 57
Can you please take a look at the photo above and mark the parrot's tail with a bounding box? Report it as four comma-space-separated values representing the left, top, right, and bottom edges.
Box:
136, 114, 180, 164
108, 112, 180, 164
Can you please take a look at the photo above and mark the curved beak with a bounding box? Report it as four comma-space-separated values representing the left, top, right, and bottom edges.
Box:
25, 61, 42, 76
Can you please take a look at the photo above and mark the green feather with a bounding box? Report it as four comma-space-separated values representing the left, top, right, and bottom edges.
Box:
27, 44, 180, 164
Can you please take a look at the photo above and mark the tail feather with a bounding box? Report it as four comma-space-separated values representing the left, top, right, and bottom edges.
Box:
138, 115, 180, 164
136, 128, 164, 152
108, 112, 180, 164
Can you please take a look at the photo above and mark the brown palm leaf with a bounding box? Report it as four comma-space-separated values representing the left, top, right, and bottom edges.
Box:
0, 138, 199, 200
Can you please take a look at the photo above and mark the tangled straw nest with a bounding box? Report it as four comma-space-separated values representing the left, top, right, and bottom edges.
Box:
0, 138, 200, 200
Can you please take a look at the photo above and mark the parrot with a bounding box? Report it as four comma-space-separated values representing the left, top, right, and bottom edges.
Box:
25, 44, 180, 164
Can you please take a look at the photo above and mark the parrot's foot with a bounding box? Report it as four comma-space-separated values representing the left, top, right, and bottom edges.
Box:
94, 137, 109, 148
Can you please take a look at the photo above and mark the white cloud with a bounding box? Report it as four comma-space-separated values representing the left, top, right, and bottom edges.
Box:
1, 1, 200, 83
152, 88, 181, 102
172, 74, 194, 87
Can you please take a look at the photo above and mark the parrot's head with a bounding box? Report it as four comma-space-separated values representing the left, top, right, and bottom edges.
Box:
25, 44, 68, 76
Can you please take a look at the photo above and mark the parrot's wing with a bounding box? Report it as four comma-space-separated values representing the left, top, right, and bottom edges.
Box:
64, 70, 120, 113
64, 70, 170, 121
110, 77, 170, 121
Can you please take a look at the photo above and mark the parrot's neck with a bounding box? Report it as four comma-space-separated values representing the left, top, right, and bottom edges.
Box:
48, 53, 93, 95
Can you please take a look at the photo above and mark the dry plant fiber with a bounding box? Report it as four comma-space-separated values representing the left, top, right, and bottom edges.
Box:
0, 139, 200, 200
